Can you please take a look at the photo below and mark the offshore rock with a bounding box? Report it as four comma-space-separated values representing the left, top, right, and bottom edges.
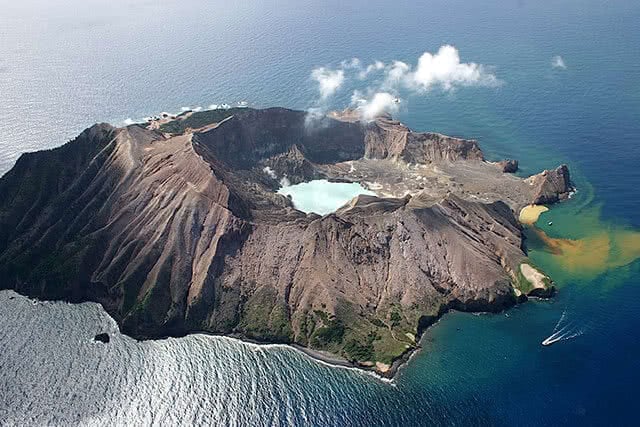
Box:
527, 164, 572, 204
496, 159, 519, 173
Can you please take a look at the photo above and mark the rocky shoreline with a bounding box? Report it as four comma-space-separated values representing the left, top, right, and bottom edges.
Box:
0, 107, 571, 375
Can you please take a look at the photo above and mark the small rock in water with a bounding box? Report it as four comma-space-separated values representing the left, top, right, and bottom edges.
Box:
94, 333, 110, 343
497, 159, 519, 173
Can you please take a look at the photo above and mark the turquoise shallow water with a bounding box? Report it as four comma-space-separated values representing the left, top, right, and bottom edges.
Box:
1, 0, 639, 425
277, 180, 374, 215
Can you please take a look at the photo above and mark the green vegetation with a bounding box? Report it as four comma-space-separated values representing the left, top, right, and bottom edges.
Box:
311, 318, 345, 347
24, 237, 96, 297
389, 310, 402, 327
268, 304, 293, 341
158, 108, 246, 134
513, 262, 553, 295
369, 317, 385, 328
305, 302, 418, 366
513, 265, 534, 294
343, 330, 378, 361
371, 330, 407, 364
238, 285, 293, 342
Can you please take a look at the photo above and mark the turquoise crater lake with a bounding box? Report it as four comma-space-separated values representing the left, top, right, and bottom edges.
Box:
277, 179, 375, 215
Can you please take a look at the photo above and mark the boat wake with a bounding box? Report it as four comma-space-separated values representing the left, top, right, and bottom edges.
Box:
542, 309, 584, 346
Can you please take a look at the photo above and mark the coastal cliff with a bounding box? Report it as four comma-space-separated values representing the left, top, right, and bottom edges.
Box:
0, 107, 571, 375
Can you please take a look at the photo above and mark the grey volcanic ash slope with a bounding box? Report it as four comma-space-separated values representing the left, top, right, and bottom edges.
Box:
0, 107, 570, 372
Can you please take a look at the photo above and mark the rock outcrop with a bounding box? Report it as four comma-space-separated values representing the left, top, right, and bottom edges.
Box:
362, 116, 484, 163
527, 164, 572, 204
94, 333, 110, 343
0, 107, 567, 375
496, 159, 519, 173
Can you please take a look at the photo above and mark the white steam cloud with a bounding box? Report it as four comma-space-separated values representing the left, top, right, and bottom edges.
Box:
262, 166, 277, 179
340, 58, 362, 69
352, 91, 400, 121
358, 60, 385, 80
409, 45, 499, 90
311, 67, 345, 99
362, 45, 499, 93
551, 55, 567, 69
308, 45, 499, 122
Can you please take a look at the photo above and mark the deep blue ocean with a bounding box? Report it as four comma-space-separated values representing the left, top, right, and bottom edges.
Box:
1, 0, 639, 425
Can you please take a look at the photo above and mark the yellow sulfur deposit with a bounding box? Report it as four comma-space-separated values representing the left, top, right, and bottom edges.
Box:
519, 205, 549, 225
